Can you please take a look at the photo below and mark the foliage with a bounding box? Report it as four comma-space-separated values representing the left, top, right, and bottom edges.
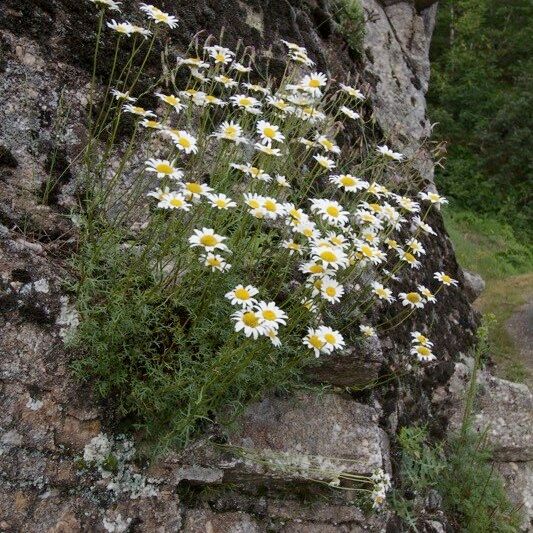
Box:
70, 2, 458, 451
392, 317, 522, 531
429, 0, 533, 239
335, 0, 366, 58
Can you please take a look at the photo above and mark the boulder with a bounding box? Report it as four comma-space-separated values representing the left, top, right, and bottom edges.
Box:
462, 269, 486, 302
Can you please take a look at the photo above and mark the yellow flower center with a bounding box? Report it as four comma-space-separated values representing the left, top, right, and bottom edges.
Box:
308, 78, 321, 88
164, 95, 178, 105
262, 310, 277, 321
324, 332, 336, 344
417, 346, 431, 357
225, 126, 237, 136
247, 199, 261, 209
242, 311, 259, 327
215, 199, 228, 208
155, 163, 174, 174
234, 288, 250, 300
325, 287, 336, 297
264, 199, 277, 212
441, 275, 452, 284
178, 136, 191, 148
320, 250, 337, 263
360, 245, 374, 258
369, 203, 382, 213
132, 106, 145, 114
239, 98, 252, 107
207, 257, 221, 267
407, 292, 421, 303
144, 120, 159, 128
263, 126, 276, 139
309, 335, 325, 350
186, 182, 202, 194
376, 288, 387, 298
403, 252, 416, 263
326, 205, 340, 217
169, 198, 184, 207
340, 175, 356, 186
200, 234, 218, 247
321, 139, 334, 150
309, 264, 324, 274
215, 53, 226, 62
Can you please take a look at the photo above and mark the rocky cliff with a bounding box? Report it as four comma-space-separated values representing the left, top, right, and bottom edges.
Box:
0, 1, 530, 531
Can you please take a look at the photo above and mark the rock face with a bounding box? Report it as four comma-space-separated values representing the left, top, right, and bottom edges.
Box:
0, 0, 499, 531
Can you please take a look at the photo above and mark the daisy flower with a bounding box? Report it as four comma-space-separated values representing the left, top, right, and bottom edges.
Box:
371, 282, 395, 303
157, 192, 190, 211
206, 45, 235, 65
398, 250, 421, 269
412, 216, 436, 236
410, 331, 433, 347
231, 62, 252, 73
90, 0, 121, 10
208, 193, 236, 210
213, 121, 247, 144
255, 301, 288, 330
183, 181, 213, 201
262, 197, 285, 219
339, 84, 364, 99
330, 174, 368, 192
340, 106, 360, 119
145, 159, 183, 180
139, 4, 178, 28
321, 277, 344, 303
406, 238, 425, 256
357, 243, 385, 264
360, 325, 377, 337
264, 328, 282, 347
232, 309, 265, 339
242, 82, 270, 95
300, 260, 329, 276
225, 284, 259, 308
313, 155, 336, 170
155, 93, 184, 112
256, 120, 285, 145
106, 20, 136, 36
214, 74, 238, 88
303, 327, 330, 357
177, 57, 210, 69
170, 130, 198, 154
318, 326, 345, 351
275, 174, 291, 188
411, 344, 436, 363
434, 272, 458, 286
395, 196, 420, 213
282, 240, 303, 255
140, 118, 162, 129
294, 221, 320, 240
230, 94, 262, 114
310, 199, 349, 227
254, 143, 282, 157
267, 96, 294, 114
311, 245, 349, 270
399, 291, 425, 309
122, 104, 156, 117
111, 88, 134, 101
376, 144, 404, 161
315, 135, 340, 154
301, 72, 327, 96
188, 227, 228, 252
419, 191, 448, 206
200, 253, 231, 272
418, 285, 436, 303
147, 186, 170, 201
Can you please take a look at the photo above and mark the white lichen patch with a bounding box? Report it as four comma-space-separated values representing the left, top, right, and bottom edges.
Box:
56, 295, 80, 341
103, 513, 132, 533
26, 397, 44, 411
83, 433, 159, 500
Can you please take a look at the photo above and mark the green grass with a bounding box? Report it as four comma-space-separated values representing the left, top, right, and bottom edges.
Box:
443, 208, 533, 382
335, 0, 366, 59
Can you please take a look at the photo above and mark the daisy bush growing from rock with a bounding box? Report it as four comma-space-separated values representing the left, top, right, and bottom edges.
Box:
72, 2, 457, 450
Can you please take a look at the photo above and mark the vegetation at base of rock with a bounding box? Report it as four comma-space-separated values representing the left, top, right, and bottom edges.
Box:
334, 0, 366, 59
392, 318, 523, 531
429, 0, 532, 240
444, 208, 533, 382
393, 427, 522, 532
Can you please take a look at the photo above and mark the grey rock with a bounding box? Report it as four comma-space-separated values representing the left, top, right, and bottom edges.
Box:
462, 269, 486, 302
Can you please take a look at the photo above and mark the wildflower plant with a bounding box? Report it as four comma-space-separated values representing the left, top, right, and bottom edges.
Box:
72, 2, 458, 450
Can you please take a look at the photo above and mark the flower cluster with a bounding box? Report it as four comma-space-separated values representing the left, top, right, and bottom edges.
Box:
93, 2, 460, 365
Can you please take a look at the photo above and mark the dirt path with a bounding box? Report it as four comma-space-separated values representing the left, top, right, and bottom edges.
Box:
506, 297, 533, 388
